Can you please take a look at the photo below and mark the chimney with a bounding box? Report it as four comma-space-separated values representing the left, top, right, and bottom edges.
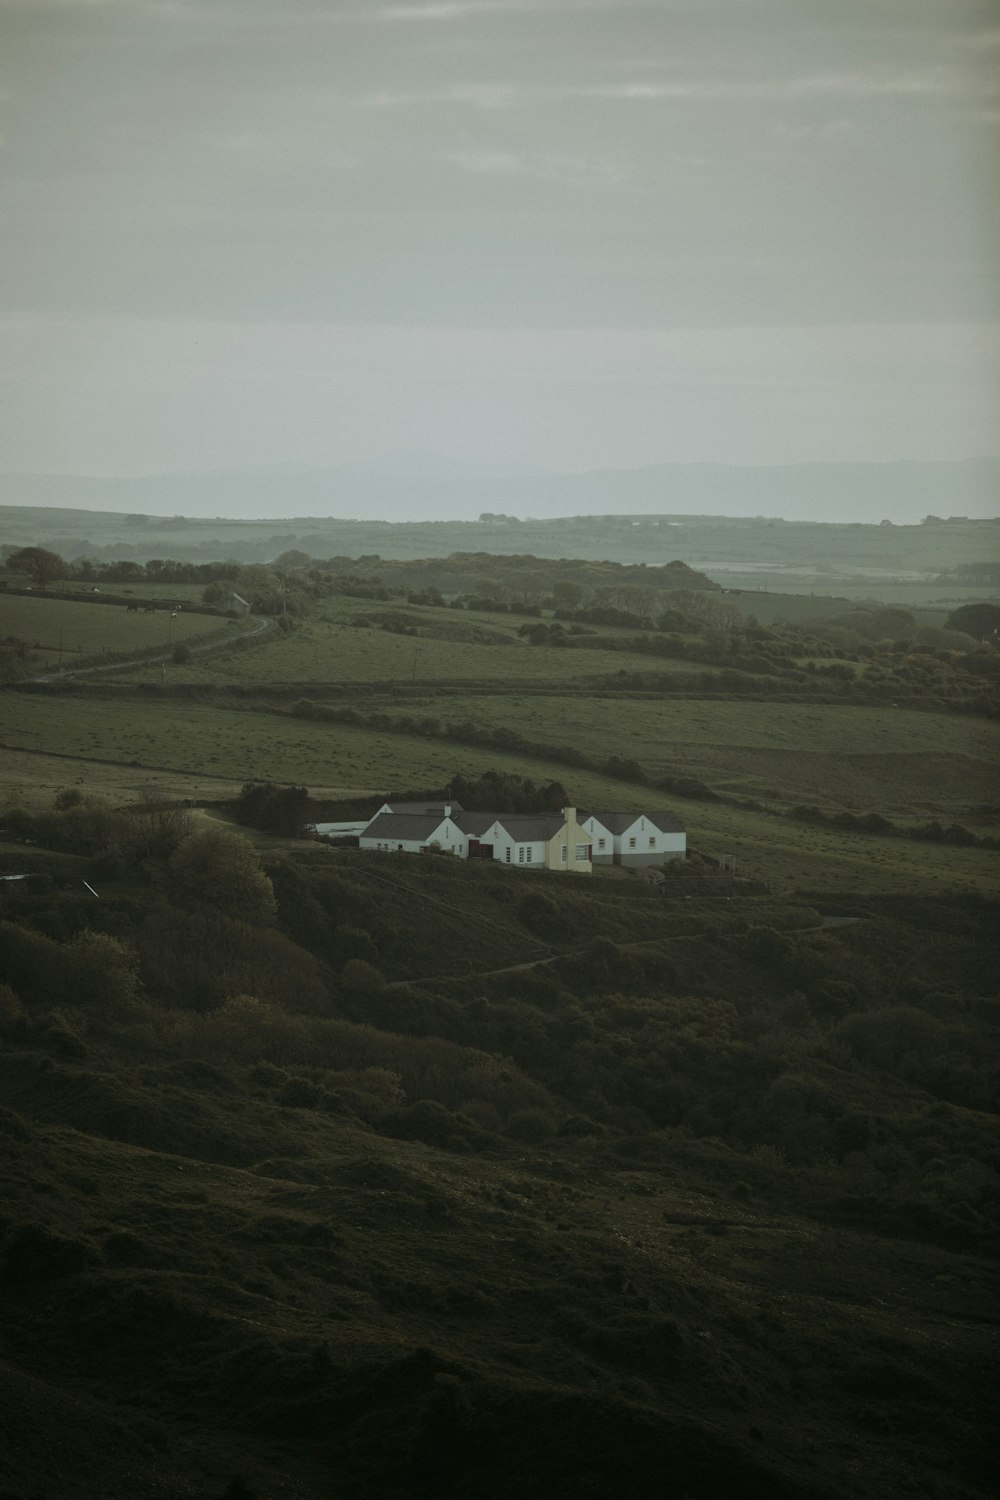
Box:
443, 803, 452, 819
561, 806, 576, 827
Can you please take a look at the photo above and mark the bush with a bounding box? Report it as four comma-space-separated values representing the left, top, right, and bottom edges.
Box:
505, 1107, 557, 1144
167, 828, 277, 925
340, 959, 385, 994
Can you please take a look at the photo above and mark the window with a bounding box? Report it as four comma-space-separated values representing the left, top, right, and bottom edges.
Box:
505, 846, 511, 863
575, 844, 588, 861
560, 844, 568, 863
628, 837, 636, 849
598, 837, 606, 850
648, 836, 656, 848
518, 845, 526, 863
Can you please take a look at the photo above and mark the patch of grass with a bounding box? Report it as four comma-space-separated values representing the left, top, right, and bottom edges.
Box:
0, 593, 210, 662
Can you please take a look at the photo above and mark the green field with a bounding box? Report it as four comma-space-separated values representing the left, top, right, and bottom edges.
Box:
0, 592, 214, 661
2, 556, 998, 898
398, 693, 1000, 816
108, 608, 710, 688
1, 687, 996, 895
57, 580, 210, 603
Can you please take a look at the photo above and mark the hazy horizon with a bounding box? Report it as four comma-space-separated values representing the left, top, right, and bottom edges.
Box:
2, 454, 998, 526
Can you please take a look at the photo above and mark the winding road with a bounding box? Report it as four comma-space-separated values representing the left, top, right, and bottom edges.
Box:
29, 614, 276, 684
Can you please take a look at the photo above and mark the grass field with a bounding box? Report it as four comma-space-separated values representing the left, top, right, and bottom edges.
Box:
398, 694, 1000, 816
0, 592, 213, 660
2, 570, 997, 898
58, 581, 210, 603
107, 612, 706, 687
718, 589, 964, 627
2, 688, 997, 895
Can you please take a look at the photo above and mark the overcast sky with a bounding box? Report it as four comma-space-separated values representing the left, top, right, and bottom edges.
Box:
1, 0, 997, 486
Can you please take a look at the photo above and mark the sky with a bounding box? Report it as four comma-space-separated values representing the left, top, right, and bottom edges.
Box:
0, 0, 998, 490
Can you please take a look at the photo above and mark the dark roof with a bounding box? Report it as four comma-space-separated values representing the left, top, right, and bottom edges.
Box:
384, 800, 464, 815
584, 810, 685, 834
490, 813, 567, 841
646, 811, 685, 833
455, 811, 496, 836
362, 812, 452, 841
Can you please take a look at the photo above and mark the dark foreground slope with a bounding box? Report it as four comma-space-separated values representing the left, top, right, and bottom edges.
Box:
0, 846, 996, 1500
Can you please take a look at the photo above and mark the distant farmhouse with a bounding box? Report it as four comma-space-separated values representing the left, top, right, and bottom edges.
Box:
314, 800, 685, 875
226, 592, 252, 616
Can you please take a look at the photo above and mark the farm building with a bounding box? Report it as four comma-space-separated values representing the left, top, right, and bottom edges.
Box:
226, 592, 252, 615
362, 806, 468, 858
360, 802, 593, 872
349, 800, 685, 873
580, 811, 686, 867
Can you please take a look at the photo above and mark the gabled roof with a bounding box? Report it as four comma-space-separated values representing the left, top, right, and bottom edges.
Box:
645, 811, 685, 833
584, 810, 685, 834
362, 812, 453, 841
455, 810, 496, 836
488, 812, 568, 842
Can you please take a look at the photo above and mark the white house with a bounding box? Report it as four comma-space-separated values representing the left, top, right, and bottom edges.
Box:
580, 811, 686, 867
357, 802, 594, 873
361, 803, 469, 857
351, 798, 683, 875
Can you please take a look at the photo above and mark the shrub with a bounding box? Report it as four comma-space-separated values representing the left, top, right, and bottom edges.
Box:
340, 958, 385, 994
505, 1107, 557, 1144
167, 828, 277, 925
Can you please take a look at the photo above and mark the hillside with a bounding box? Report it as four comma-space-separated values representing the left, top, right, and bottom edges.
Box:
0, 547, 997, 1499
1, 837, 997, 1500
2, 503, 999, 606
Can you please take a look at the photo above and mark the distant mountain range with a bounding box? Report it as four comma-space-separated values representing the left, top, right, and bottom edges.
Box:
0, 456, 997, 525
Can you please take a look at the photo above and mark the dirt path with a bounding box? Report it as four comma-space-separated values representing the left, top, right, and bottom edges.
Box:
29, 615, 276, 683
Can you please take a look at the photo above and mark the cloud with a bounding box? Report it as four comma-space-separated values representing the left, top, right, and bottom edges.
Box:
585, 66, 982, 103
444, 146, 626, 181
357, 62, 993, 114
377, 1, 528, 18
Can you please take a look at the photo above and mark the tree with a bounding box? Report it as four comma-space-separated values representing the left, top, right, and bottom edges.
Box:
946, 602, 1000, 645
7, 546, 66, 589
551, 580, 584, 609
71, 931, 144, 1018
167, 828, 276, 924
234, 782, 310, 837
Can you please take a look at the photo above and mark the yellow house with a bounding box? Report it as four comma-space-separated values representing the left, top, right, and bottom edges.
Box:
470, 806, 592, 874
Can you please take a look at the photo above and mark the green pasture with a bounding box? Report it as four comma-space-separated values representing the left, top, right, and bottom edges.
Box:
0, 593, 211, 661
106, 612, 694, 688
404, 693, 1000, 818
58, 581, 210, 604
718, 591, 858, 623
1, 689, 996, 895
719, 588, 960, 628
688, 799, 998, 896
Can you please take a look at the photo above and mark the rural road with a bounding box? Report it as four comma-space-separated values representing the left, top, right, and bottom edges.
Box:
30, 614, 276, 683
